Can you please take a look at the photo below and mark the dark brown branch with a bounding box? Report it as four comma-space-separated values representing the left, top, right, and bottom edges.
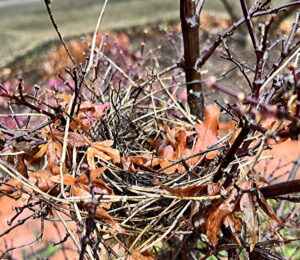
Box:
180, 0, 204, 119
259, 180, 300, 198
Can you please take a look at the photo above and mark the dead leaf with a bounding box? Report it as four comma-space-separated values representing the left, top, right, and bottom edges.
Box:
223, 213, 242, 246
50, 174, 76, 186
51, 129, 88, 147
261, 118, 290, 145
28, 170, 57, 193
126, 251, 157, 260
16, 154, 28, 178
239, 182, 258, 251
155, 178, 206, 197
1, 179, 24, 198
94, 205, 119, 228
194, 104, 220, 160
47, 141, 64, 175
194, 187, 240, 246
257, 191, 281, 225
87, 140, 120, 169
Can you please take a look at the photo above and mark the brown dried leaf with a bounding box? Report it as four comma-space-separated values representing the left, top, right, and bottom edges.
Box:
51, 129, 88, 147
194, 104, 220, 159
1, 179, 23, 198
202, 187, 239, 246
72, 184, 90, 197
50, 174, 76, 186
16, 154, 28, 178
240, 182, 258, 251
95, 205, 119, 229
261, 118, 290, 145
34, 143, 49, 159
87, 140, 120, 169
121, 155, 159, 172
70, 117, 91, 132
155, 178, 206, 197
90, 167, 107, 179
258, 191, 281, 225
76, 173, 113, 196
47, 141, 64, 175
28, 170, 57, 192
159, 145, 177, 173
223, 214, 242, 247
164, 123, 176, 148
126, 251, 157, 260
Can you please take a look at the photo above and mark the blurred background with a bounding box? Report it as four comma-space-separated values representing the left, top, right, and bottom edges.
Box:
0, 0, 236, 68
0, 0, 292, 68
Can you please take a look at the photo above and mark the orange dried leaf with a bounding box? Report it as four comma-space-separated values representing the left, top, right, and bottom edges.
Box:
1, 179, 23, 197
155, 178, 206, 197
194, 104, 220, 159
16, 154, 28, 178
70, 117, 91, 132
57, 94, 71, 104
223, 214, 242, 246
47, 141, 63, 175
95, 206, 119, 229
261, 118, 290, 145
34, 143, 49, 158
87, 140, 120, 169
28, 170, 56, 192
90, 167, 107, 179
126, 251, 157, 260
164, 123, 176, 148
72, 184, 90, 197
203, 187, 239, 246
50, 174, 76, 186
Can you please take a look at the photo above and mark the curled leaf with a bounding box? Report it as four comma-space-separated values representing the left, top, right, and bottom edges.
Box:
258, 191, 281, 225
28, 170, 57, 193
155, 178, 206, 197
194, 104, 220, 159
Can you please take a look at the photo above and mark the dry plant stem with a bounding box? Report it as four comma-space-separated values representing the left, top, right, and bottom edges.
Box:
289, 155, 300, 181
55, 210, 97, 260
0, 159, 69, 204
240, 0, 259, 49
260, 35, 300, 93
141, 201, 192, 252
180, 0, 204, 119
213, 123, 250, 183
157, 76, 194, 124
129, 200, 180, 252
85, 0, 108, 75
59, 93, 76, 199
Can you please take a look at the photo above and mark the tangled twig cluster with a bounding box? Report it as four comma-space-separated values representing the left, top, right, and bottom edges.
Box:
0, 0, 300, 259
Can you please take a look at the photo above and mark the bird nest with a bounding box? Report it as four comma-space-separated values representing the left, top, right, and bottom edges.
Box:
1, 32, 297, 259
